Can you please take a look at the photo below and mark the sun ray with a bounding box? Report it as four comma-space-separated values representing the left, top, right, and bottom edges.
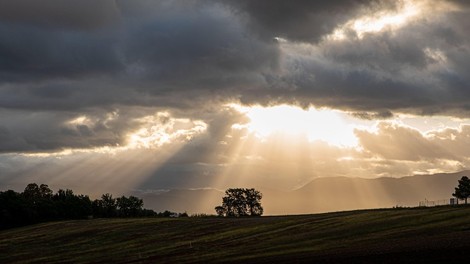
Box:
213, 128, 259, 189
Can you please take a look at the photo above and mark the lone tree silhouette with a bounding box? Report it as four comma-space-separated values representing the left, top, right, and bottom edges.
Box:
453, 176, 470, 204
215, 188, 263, 217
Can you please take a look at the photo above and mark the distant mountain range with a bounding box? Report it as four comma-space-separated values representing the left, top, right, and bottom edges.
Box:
138, 170, 470, 215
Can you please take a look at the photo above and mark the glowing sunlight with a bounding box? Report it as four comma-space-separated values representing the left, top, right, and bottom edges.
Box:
233, 104, 359, 147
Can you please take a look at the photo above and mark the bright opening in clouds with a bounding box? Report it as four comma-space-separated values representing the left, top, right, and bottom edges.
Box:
233, 104, 359, 147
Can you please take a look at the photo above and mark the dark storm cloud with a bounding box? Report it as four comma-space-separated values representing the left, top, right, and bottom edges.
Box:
0, 0, 278, 107
119, 2, 279, 92
0, 23, 122, 81
0, 0, 119, 30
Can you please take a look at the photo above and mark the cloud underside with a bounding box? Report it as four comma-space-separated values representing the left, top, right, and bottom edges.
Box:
1, 0, 470, 189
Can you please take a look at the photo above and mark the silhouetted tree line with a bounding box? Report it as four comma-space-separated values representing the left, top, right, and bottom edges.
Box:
0, 183, 185, 229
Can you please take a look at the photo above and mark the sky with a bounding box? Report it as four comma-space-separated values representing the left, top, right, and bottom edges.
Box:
1, 0, 470, 199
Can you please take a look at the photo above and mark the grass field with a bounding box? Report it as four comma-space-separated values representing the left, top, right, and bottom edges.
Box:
2, 206, 470, 263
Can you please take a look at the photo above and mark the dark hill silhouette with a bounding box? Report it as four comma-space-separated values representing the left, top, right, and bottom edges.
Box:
138, 170, 470, 215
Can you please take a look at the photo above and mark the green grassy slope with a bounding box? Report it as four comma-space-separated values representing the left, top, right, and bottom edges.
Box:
2, 206, 470, 263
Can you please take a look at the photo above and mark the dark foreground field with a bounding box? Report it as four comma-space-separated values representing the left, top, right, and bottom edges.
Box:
2, 206, 470, 263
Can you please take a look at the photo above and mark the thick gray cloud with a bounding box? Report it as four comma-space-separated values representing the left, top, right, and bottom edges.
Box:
0, 0, 278, 106
0, 25, 122, 82
0, 0, 120, 30
119, 3, 279, 92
